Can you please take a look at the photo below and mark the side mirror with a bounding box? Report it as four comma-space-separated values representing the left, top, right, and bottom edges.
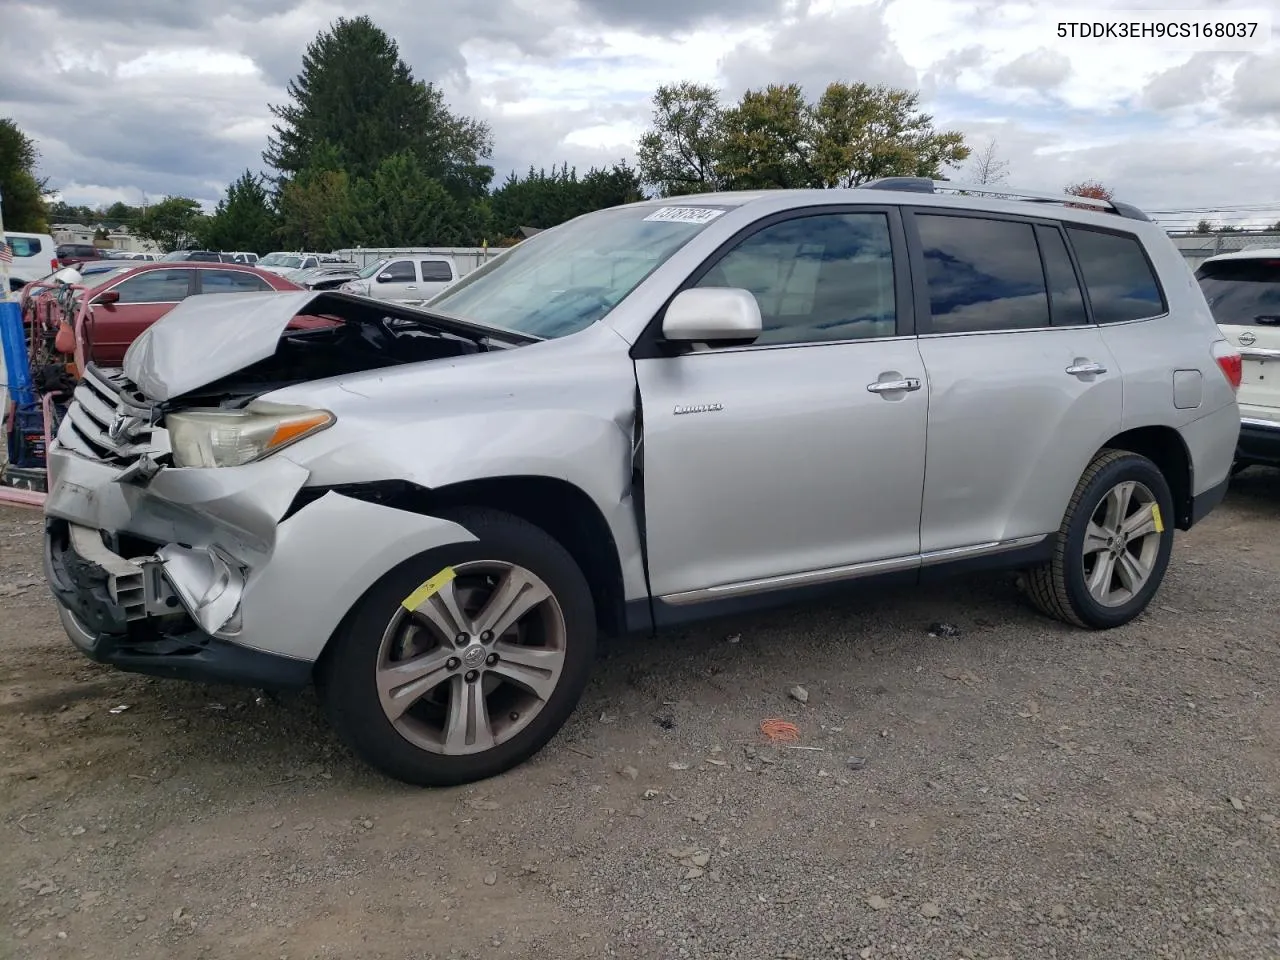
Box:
52, 266, 82, 284
377, 273, 393, 283
661, 288, 762, 343
93, 290, 121, 305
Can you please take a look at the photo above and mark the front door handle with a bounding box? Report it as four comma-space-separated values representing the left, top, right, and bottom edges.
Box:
866, 377, 922, 394
1066, 360, 1107, 377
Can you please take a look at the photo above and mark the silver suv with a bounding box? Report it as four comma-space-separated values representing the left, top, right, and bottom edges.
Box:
42, 181, 1242, 786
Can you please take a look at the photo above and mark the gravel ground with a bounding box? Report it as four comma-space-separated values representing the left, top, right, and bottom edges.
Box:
2, 471, 1279, 960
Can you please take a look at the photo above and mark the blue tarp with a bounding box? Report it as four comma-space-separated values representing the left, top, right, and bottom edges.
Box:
0, 300, 35, 408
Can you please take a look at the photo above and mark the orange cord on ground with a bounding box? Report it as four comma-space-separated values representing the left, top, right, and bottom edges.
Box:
759, 719, 800, 742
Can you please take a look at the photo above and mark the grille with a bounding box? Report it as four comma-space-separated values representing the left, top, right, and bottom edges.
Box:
56, 365, 161, 464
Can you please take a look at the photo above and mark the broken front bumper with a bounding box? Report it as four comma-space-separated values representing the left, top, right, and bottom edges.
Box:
44, 517, 313, 688
43, 440, 479, 688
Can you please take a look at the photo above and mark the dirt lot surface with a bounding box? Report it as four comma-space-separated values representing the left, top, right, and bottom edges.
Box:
2, 473, 1279, 960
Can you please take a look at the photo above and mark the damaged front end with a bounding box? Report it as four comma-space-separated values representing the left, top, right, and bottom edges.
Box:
43, 292, 505, 686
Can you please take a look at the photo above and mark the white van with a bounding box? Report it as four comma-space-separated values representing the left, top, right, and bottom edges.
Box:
3, 231, 57, 289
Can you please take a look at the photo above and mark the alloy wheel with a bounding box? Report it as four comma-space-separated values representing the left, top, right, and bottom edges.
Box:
375, 560, 567, 755
1081, 480, 1163, 608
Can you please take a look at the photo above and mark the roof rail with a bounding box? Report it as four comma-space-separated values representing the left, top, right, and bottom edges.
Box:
861, 178, 1152, 223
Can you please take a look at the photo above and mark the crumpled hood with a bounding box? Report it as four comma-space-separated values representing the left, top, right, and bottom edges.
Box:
124, 290, 322, 402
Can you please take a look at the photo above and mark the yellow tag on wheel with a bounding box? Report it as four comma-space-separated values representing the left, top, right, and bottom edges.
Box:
401, 567, 456, 611
1151, 504, 1165, 534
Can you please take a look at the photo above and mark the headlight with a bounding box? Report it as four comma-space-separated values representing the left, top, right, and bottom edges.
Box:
165, 402, 335, 468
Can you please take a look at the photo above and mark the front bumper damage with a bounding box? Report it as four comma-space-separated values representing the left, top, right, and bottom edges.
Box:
44, 443, 479, 687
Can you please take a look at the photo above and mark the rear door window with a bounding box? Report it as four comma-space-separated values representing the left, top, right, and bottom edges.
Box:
420, 260, 453, 282
1066, 227, 1166, 323
1196, 259, 1280, 327
110, 269, 194, 303
198, 270, 274, 294
914, 214, 1050, 333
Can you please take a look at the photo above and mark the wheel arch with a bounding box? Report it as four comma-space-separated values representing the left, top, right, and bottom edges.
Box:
1099, 426, 1194, 529
298, 476, 633, 640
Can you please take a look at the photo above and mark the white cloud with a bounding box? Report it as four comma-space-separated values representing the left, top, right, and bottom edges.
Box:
993, 47, 1072, 90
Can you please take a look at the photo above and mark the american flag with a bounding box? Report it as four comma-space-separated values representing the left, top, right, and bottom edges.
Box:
0, 240, 11, 264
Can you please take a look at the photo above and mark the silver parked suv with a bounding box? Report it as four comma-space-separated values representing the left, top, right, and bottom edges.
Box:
43, 180, 1242, 785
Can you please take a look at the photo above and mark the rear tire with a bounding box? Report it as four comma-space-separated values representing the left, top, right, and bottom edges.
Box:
1024, 449, 1175, 629
317, 507, 596, 786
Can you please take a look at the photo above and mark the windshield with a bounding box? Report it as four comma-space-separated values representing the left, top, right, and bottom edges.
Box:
258, 253, 295, 267
357, 258, 388, 279
160, 251, 189, 261
428, 204, 727, 338
1197, 259, 1280, 326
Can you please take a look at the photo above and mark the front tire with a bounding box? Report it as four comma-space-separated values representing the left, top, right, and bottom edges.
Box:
318, 507, 596, 786
1024, 449, 1175, 629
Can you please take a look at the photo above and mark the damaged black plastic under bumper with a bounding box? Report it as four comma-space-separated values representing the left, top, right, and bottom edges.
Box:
43, 519, 313, 689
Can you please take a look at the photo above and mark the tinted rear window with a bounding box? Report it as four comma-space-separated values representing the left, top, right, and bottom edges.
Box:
1066, 227, 1166, 323
1196, 258, 1280, 327
420, 260, 453, 282
916, 214, 1050, 333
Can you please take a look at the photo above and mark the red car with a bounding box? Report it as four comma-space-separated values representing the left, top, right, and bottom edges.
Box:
55, 262, 303, 365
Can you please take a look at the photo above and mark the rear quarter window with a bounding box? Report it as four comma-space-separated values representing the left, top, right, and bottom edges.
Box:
1195, 259, 1280, 327
1066, 227, 1167, 323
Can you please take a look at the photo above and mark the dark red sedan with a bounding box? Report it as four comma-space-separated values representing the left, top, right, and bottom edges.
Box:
54, 262, 303, 365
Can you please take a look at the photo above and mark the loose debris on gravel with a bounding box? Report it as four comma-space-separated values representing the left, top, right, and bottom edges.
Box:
2, 469, 1280, 959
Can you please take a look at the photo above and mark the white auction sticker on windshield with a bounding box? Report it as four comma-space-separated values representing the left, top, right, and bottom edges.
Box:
643, 206, 725, 225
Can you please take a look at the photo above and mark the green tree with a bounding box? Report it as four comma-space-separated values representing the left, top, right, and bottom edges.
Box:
264, 15, 493, 201
1195, 219, 1213, 233
579, 162, 644, 212
809, 82, 969, 187
0, 118, 48, 231
46, 200, 95, 224
637, 80, 970, 194
136, 196, 206, 252
489, 162, 644, 239
344, 152, 462, 246
102, 201, 142, 228
277, 166, 352, 251
718, 84, 817, 189
199, 171, 279, 253
637, 82, 728, 197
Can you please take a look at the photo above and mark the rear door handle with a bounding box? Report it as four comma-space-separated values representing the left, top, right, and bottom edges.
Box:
866, 377, 922, 394
1066, 360, 1107, 377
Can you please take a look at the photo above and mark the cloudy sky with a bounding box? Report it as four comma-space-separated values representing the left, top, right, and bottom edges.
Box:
3, 0, 1279, 228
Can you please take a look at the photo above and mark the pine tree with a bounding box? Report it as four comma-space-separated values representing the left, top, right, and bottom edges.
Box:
199, 172, 280, 254
264, 16, 493, 200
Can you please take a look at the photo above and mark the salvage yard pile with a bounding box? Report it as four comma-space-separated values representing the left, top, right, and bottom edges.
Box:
3, 470, 1279, 959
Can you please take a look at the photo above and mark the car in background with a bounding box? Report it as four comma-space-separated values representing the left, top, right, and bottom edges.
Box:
1196, 248, 1280, 472
289, 263, 361, 290
339, 255, 456, 300
258, 252, 324, 276
54, 243, 105, 268
225, 251, 259, 265
3, 230, 57, 289
46, 262, 303, 365
161, 250, 224, 263
20, 261, 134, 304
